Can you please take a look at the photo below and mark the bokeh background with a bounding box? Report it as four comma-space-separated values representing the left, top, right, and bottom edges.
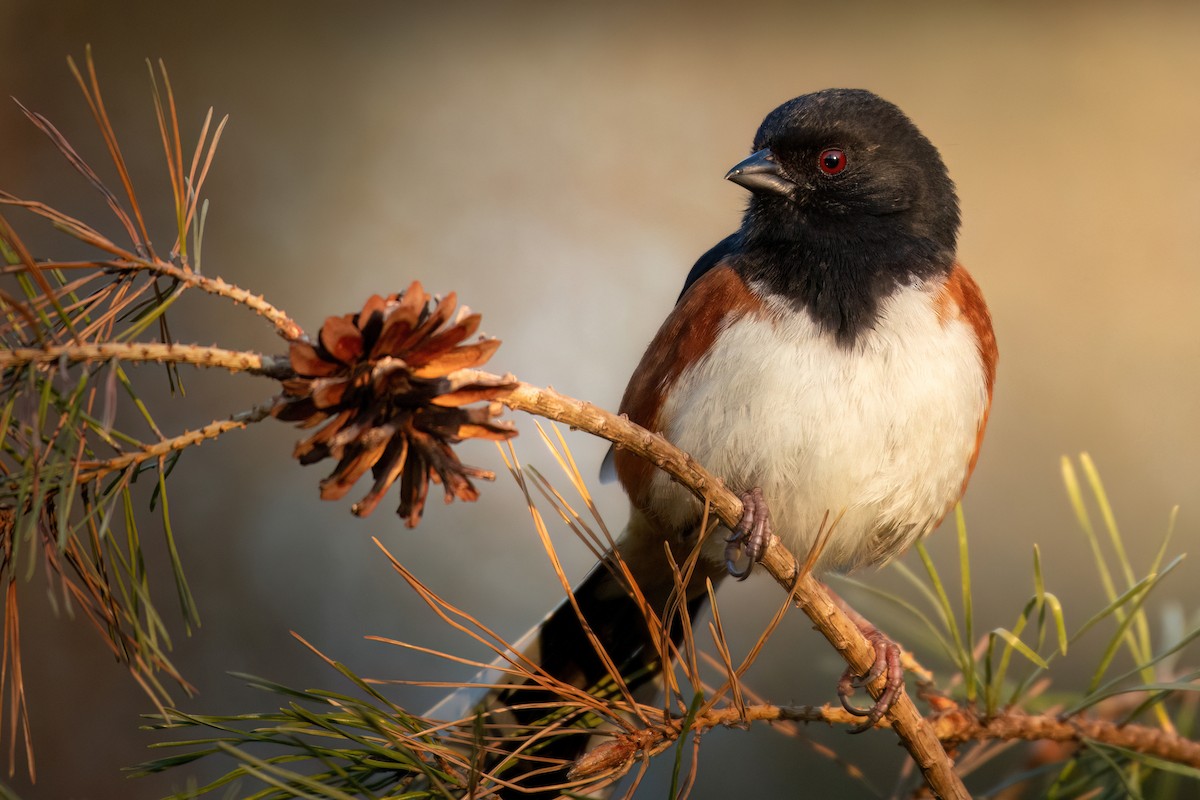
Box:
2, 0, 1199, 797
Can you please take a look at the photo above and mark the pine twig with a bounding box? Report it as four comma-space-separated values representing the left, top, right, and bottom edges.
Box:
74, 402, 275, 484
120, 260, 305, 342
931, 707, 1200, 768
0, 341, 280, 374
569, 703, 868, 781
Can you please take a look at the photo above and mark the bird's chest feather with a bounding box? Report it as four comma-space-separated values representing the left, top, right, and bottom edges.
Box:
649, 281, 989, 571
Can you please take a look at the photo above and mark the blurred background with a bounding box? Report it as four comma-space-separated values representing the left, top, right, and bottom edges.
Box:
2, 0, 1198, 797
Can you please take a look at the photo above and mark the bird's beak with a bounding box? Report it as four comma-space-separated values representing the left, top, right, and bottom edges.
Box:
725, 148, 797, 198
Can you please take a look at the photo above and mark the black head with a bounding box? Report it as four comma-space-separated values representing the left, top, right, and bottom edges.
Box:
724, 89, 960, 341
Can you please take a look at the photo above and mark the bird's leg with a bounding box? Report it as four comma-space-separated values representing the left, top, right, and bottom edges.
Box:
826, 587, 905, 733
724, 487, 771, 580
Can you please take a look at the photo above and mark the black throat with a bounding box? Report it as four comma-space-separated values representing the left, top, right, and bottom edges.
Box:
733, 205, 955, 347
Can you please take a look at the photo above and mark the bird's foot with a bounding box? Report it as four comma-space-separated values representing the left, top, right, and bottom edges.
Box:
725, 487, 771, 580
837, 624, 904, 733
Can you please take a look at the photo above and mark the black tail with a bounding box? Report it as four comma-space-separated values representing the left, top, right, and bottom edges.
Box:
425, 514, 722, 797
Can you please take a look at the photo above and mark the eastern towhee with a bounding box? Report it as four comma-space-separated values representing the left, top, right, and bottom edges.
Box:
608, 86, 997, 731
431, 88, 996, 793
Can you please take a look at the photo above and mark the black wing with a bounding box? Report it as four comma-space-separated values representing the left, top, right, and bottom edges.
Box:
677, 231, 741, 302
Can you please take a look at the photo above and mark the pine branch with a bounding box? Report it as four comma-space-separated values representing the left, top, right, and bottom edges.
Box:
571, 702, 1200, 783
0, 50, 299, 778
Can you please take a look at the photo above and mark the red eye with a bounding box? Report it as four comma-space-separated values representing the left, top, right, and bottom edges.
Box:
818, 148, 847, 175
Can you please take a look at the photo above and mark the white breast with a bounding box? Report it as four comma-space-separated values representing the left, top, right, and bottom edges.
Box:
647, 280, 989, 572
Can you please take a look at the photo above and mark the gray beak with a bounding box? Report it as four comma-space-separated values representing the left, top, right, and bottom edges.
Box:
725, 148, 798, 198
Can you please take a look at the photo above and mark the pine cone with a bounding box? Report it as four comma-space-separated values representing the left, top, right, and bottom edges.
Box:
272, 282, 517, 525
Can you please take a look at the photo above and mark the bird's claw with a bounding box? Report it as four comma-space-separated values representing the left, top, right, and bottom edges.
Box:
837, 628, 904, 733
724, 488, 771, 580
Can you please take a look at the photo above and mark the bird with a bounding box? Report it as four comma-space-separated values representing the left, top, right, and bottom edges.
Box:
427, 88, 996, 795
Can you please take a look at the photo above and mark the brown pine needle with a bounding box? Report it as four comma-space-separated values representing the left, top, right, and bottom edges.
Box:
371, 536, 612, 721
362, 635, 535, 683
497, 442, 646, 726
68, 48, 153, 254
705, 581, 746, 718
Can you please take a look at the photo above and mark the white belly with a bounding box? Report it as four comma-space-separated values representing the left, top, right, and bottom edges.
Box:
646, 281, 989, 572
